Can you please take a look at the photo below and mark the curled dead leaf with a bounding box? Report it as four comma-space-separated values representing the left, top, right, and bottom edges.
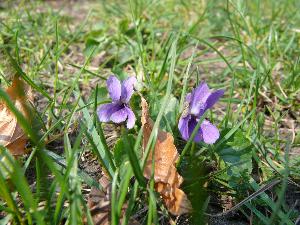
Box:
0, 77, 32, 155
141, 97, 192, 216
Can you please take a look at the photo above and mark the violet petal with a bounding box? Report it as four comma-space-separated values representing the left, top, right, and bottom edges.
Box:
205, 89, 224, 110
107, 75, 121, 102
125, 106, 136, 129
110, 107, 128, 123
97, 103, 121, 122
190, 118, 203, 142
190, 82, 210, 115
185, 93, 192, 103
178, 115, 191, 141
200, 120, 220, 144
121, 76, 137, 103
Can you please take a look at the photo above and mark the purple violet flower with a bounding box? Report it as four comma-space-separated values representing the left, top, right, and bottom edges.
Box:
97, 75, 137, 129
178, 82, 224, 144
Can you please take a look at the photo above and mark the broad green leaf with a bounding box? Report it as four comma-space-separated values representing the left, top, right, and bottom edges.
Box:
113, 134, 138, 176
216, 129, 252, 190
180, 155, 209, 224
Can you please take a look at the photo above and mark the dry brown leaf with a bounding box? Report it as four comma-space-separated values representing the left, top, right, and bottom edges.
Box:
0, 77, 32, 155
86, 174, 140, 225
141, 97, 192, 216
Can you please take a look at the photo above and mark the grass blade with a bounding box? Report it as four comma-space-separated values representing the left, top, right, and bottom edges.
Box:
76, 92, 116, 178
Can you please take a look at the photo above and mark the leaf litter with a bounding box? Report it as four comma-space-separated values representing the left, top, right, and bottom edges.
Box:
141, 97, 192, 216
0, 76, 33, 155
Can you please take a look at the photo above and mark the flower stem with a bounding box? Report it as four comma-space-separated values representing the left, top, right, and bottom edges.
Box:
121, 126, 147, 187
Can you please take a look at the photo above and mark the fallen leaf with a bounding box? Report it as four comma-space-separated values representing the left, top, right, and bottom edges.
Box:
141, 97, 191, 216
86, 174, 140, 225
0, 77, 32, 155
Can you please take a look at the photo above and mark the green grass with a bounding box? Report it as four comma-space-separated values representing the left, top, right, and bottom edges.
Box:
0, 0, 299, 224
